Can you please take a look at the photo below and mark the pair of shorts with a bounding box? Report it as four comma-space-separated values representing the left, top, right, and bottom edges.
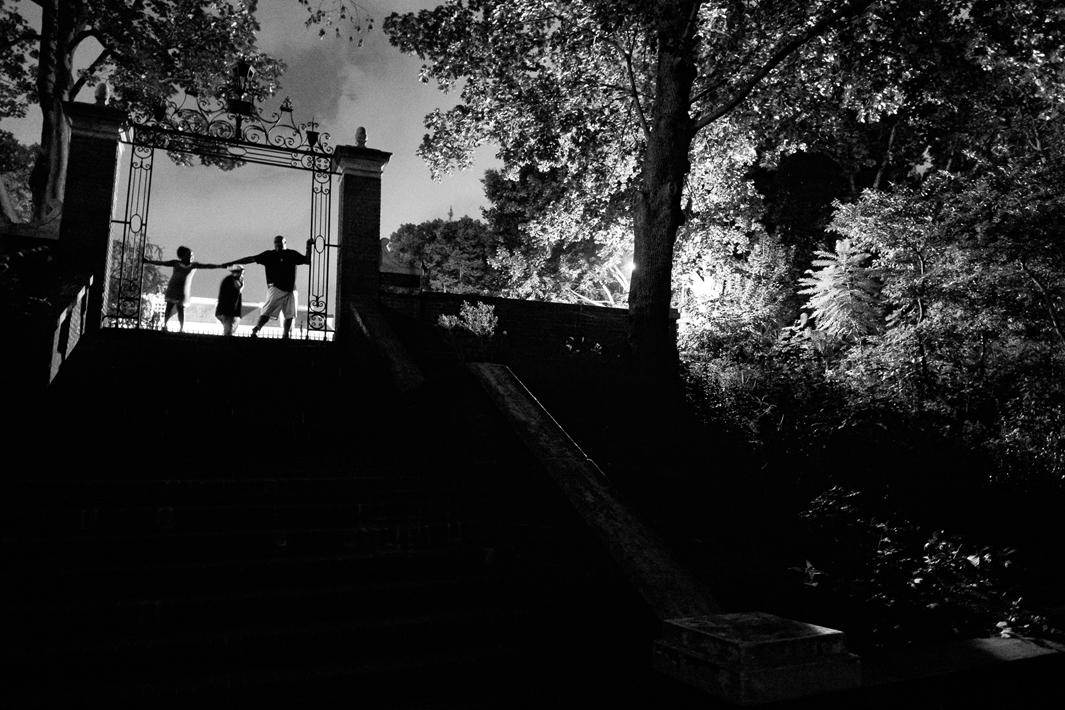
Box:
260, 285, 297, 320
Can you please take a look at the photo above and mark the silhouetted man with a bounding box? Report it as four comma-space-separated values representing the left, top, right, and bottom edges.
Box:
226, 235, 312, 339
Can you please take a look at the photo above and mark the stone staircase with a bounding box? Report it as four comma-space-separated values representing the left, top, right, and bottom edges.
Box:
1, 328, 696, 708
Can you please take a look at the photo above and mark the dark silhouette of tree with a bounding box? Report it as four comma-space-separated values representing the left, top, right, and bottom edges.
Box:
387, 215, 502, 294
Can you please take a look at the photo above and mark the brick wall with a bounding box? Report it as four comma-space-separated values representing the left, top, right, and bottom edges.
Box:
380, 291, 637, 369
338, 172, 383, 299
60, 102, 125, 334
333, 145, 391, 343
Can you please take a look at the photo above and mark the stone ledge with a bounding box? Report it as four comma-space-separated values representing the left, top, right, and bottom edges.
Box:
863, 636, 1065, 687
662, 613, 850, 667
653, 612, 861, 706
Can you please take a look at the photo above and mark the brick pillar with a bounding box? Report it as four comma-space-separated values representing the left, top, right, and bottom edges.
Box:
331, 143, 391, 342
59, 101, 127, 333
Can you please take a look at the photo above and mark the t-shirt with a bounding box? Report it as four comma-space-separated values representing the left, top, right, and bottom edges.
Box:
215, 274, 243, 318
253, 249, 308, 292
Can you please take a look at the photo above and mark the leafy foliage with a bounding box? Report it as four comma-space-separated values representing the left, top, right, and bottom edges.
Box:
797, 487, 1061, 650
437, 300, 499, 361
482, 166, 632, 305
0, 130, 34, 222
383, 0, 903, 378
0, 243, 59, 322
295, 0, 374, 44
387, 216, 502, 295
0, 6, 36, 119
799, 238, 883, 341
105, 239, 166, 326
438, 300, 498, 339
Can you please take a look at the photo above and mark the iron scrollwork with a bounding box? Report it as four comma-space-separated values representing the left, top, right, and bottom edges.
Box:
128, 92, 336, 172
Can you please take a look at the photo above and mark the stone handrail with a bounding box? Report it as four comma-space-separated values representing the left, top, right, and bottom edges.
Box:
2, 239, 93, 392
468, 361, 719, 620
48, 273, 94, 384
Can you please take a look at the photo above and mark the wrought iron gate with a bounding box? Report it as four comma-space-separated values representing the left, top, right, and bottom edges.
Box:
107, 93, 338, 340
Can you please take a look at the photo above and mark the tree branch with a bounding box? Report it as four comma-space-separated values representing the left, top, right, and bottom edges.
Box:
70, 47, 113, 100
0, 30, 41, 53
691, 0, 876, 132
682, 0, 703, 47
604, 32, 652, 141
873, 121, 897, 190
1020, 259, 1065, 348
624, 42, 651, 141
566, 287, 609, 307
70, 28, 100, 48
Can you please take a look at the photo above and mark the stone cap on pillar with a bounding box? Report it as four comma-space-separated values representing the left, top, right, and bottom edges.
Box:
64, 101, 128, 140
652, 612, 861, 705
332, 145, 392, 178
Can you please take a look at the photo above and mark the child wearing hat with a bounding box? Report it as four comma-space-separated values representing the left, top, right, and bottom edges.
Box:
215, 263, 245, 336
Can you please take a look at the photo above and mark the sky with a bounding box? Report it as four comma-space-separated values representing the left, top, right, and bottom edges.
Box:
2, 0, 499, 306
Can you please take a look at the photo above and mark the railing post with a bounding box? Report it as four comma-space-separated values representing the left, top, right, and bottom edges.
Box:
60, 101, 128, 333
331, 135, 391, 344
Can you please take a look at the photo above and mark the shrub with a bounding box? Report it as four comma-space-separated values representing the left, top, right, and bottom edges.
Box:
437, 300, 499, 360
795, 487, 1060, 651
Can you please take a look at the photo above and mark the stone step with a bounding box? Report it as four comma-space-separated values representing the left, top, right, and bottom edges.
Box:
9, 544, 500, 600
4, 517, 499, 568
6, 606, 540, 701
5, 639, 529, 709
11, 605, 535, 671
2, 498, 479, 535
8, 570, 562, 645
3, 475, 483, 505
2, 327, 639, 708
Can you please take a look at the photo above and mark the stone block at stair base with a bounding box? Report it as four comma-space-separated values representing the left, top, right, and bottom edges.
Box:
652, 612, 861, 706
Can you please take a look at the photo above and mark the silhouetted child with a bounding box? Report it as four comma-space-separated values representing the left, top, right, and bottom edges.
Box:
215, 264, 245, 336
143, 246, 225, 332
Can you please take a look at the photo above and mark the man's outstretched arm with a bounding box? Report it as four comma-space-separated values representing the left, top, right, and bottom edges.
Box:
224, 254, 259, 266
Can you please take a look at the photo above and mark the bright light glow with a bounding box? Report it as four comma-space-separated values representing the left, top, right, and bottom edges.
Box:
688, 272, 720, 299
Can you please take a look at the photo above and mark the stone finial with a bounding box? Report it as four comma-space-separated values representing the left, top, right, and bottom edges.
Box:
94, 83, 110, 106
355, 126, 367, 147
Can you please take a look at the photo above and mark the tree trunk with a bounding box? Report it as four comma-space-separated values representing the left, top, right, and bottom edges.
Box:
629, 1, 699, 407
623, 2, 701, 478
29, 0, 75, 227
0, 181, 19, 224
